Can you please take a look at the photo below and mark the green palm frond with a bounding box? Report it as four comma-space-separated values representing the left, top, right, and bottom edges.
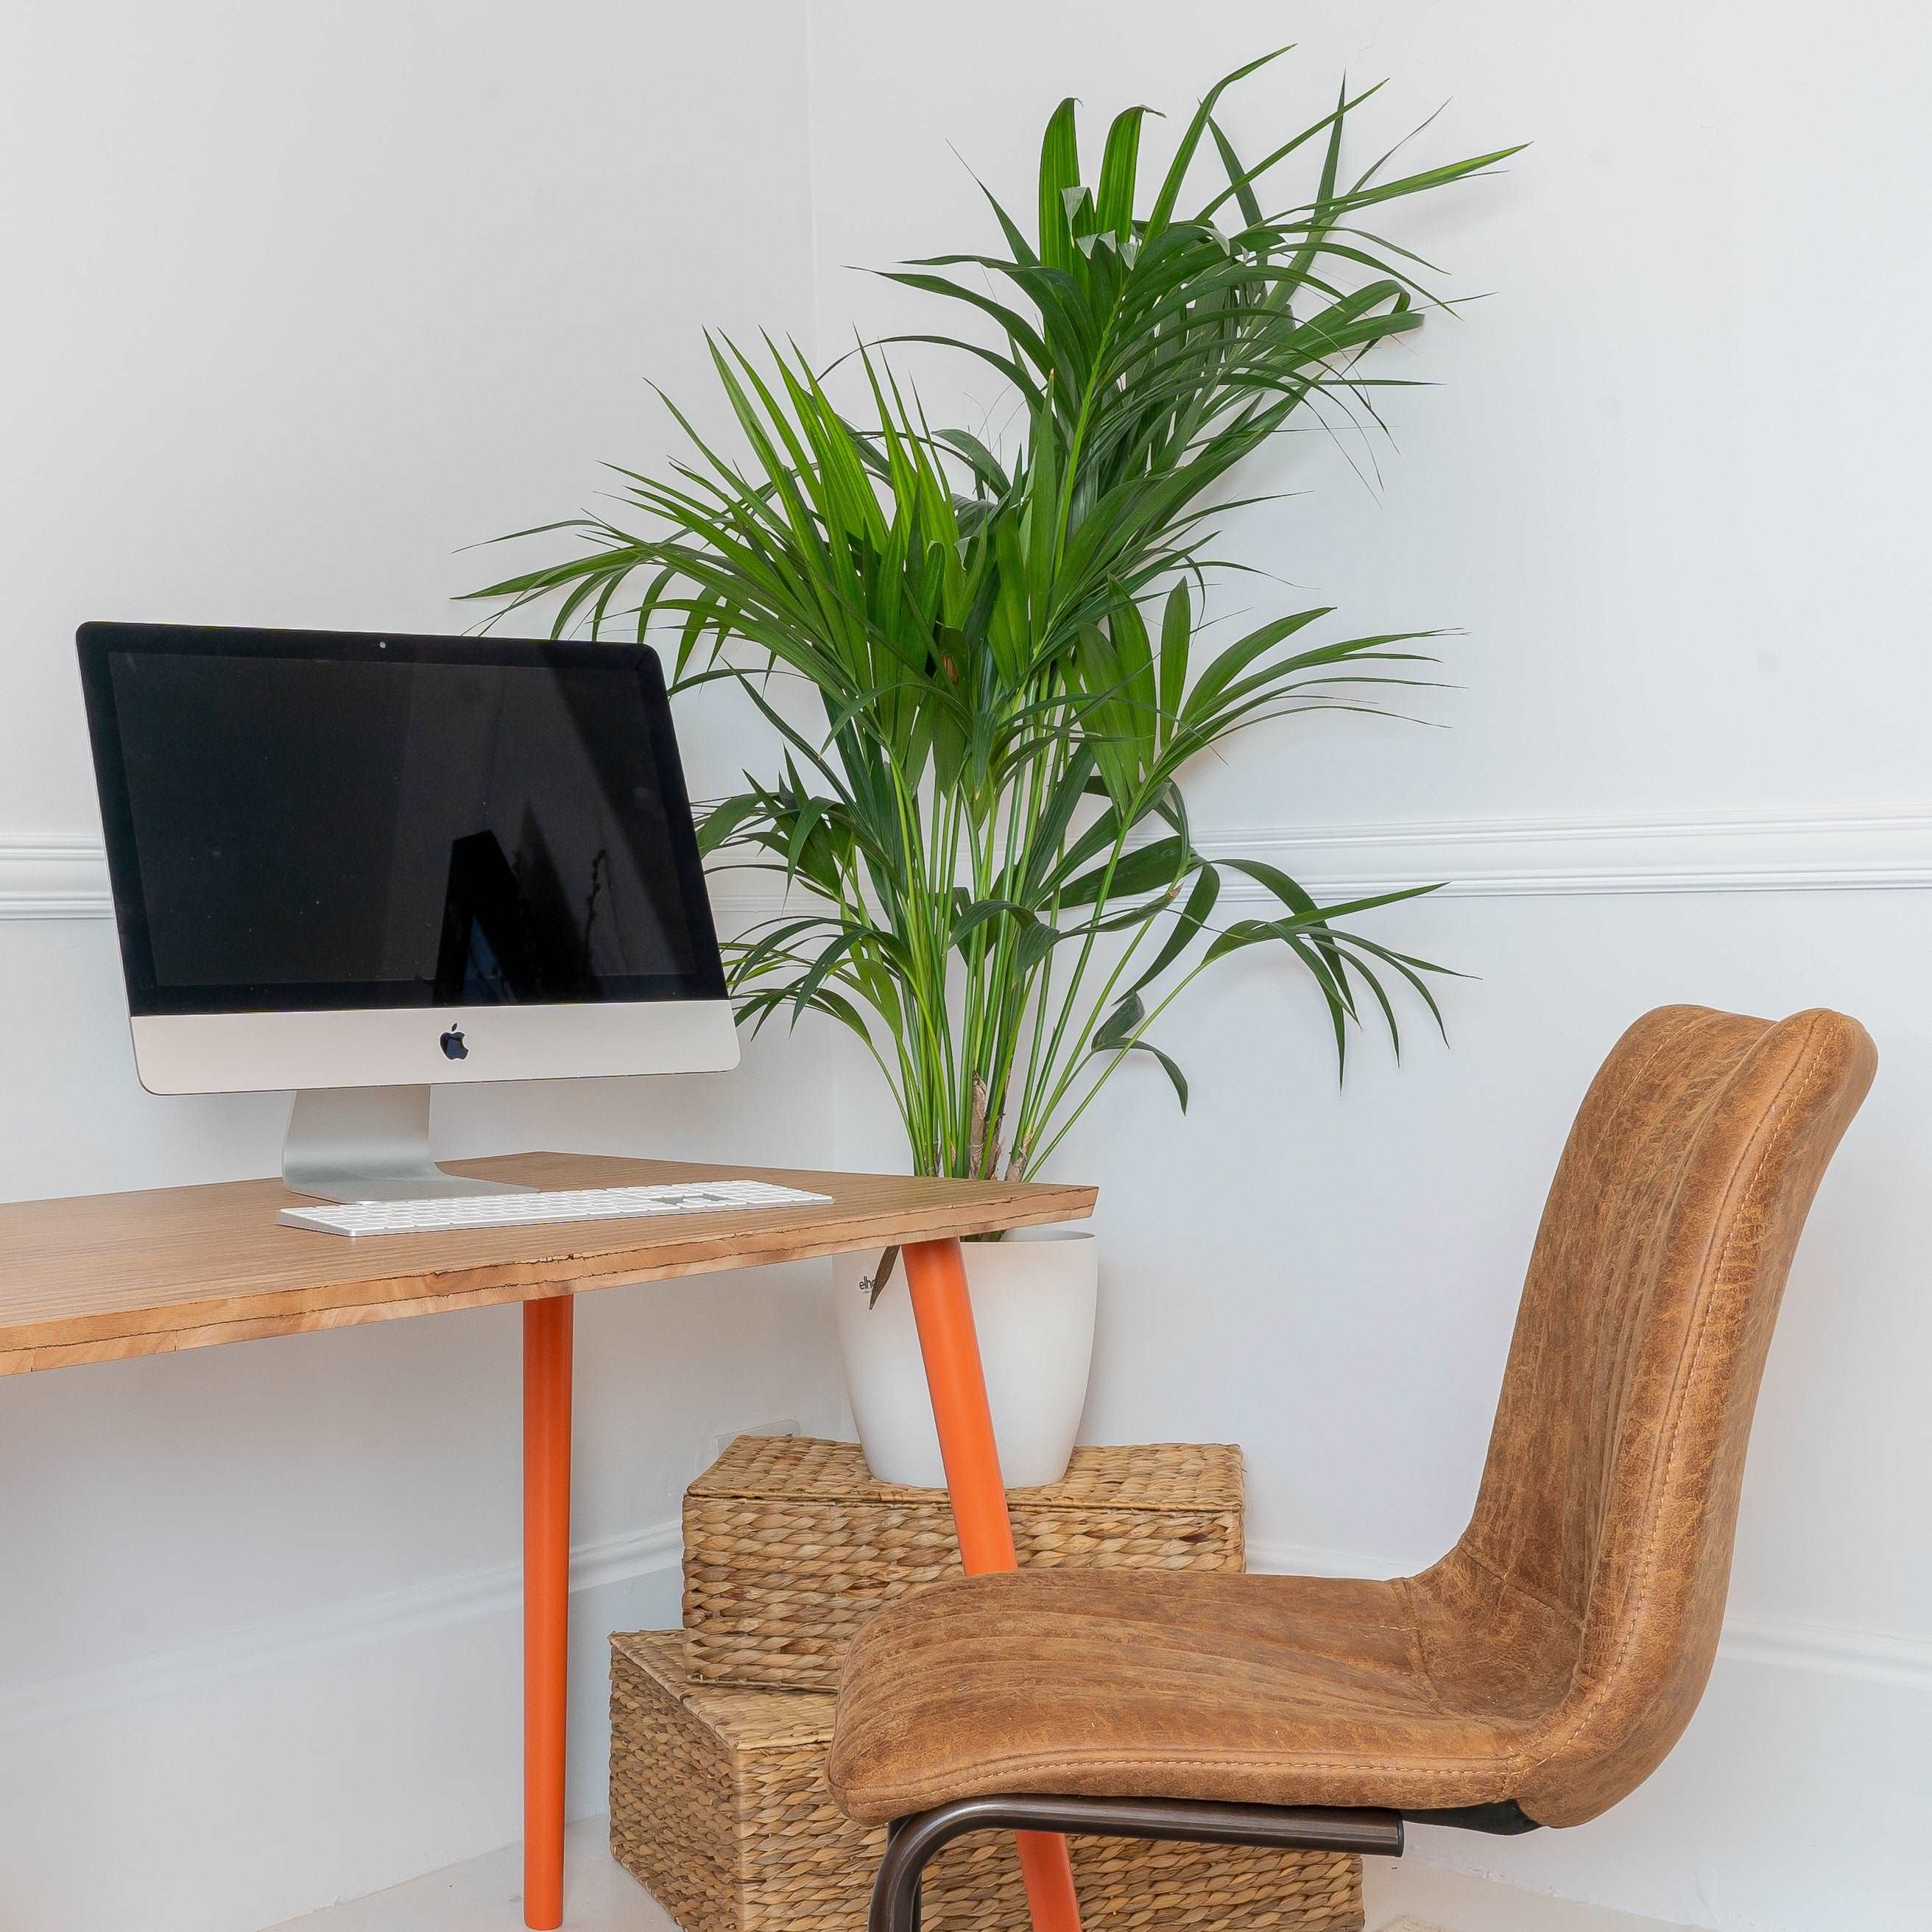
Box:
469, 53, 1518, 1180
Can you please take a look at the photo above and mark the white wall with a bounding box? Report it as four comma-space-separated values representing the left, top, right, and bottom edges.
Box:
808, 5, 1931, 1931
0, 7, 847, 1931
5, 5, 1929, 1931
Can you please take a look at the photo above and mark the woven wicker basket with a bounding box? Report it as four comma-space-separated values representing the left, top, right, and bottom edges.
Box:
611, 1630, 1364, 1932
682, 1436, 1245, 1691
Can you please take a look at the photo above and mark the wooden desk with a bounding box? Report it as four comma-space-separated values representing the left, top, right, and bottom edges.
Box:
0, 1152, 1096, 1931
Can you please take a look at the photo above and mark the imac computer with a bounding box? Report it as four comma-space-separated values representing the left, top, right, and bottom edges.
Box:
77, 621, 746, 1212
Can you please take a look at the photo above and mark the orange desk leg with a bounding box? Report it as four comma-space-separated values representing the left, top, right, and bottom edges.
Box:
523, 1296, 574, 1931
900, 1238, 1084, 1932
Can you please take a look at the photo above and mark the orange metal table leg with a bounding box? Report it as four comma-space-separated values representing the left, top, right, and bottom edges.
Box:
900, 1238, 1084, 1932
523, 1295, 574, 1931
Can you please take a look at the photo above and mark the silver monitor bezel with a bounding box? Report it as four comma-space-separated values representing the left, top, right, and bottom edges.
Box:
77, 621, 740, 1098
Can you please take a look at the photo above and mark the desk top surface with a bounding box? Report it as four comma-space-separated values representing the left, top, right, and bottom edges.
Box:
0, 1153, 1096, 1376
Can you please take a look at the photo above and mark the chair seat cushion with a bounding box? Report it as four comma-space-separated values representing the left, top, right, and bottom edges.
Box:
828, 1565, 1574, 1824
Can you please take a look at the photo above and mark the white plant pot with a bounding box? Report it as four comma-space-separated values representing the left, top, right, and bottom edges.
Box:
833, 1227, 1098, 1489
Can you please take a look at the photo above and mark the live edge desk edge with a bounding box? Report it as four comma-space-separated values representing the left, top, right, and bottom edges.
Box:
0, 1151, 1097, 1375
0, 1152, 1099, 1932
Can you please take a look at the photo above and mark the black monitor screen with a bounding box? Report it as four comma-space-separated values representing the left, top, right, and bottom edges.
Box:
78, 624, 727, 1016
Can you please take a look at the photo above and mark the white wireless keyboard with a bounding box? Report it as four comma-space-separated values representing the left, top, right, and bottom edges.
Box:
278, 1179, 833, 1238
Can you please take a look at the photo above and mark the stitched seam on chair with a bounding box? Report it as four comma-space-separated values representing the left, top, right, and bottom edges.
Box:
1524, 1029, 1816, 1773
1568, 1012, 1732, 1605
1456, 1543, 1582, 1628
1395, 1575, 1448, 1714
854, 1763, 1537, 1825
1461, 1009, 1696, 1596
1515, 1015, 1828, 1783
865, 1740, 1529, 1790
855, 1737, 1548, 1819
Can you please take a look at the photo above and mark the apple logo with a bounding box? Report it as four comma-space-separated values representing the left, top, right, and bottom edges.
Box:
439, 1024, 469, 1062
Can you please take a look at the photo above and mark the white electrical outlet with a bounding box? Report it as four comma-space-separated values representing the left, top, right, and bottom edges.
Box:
706, 1417, 800, 1464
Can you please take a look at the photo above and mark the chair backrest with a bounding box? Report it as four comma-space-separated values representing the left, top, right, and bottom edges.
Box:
1461, 1006, 1875, 1827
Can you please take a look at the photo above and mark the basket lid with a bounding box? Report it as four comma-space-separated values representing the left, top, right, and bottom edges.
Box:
689, 1436, 1244, 1513
611, 1629, 836, 1746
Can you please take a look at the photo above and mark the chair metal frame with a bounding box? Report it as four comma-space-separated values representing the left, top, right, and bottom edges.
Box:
867, 1791, 1539, 1932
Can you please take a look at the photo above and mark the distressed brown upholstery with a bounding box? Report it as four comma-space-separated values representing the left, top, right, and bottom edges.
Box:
828, 1006, 1875, 1830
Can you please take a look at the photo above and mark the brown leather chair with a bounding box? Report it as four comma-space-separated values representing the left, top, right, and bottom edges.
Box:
828, 1006, 1876, 1929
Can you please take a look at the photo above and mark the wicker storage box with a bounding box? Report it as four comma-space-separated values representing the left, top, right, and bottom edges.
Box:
682, 1436, 1245, 1691
611, 1629, 1364, 1932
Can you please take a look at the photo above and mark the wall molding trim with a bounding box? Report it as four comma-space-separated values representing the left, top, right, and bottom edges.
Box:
1716, 1611, 1932, 1690
4, 1517, 1922, 1741
13, 810, 1932, 924
1245, 1535, 1932, 1693
1192, 808, 1932, 901
0, 836, 115, 920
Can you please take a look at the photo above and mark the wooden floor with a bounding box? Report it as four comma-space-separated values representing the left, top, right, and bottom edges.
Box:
264, 1819, 1696, 1932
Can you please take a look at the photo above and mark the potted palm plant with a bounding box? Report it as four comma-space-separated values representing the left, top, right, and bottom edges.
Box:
474, 52, 1517, 1486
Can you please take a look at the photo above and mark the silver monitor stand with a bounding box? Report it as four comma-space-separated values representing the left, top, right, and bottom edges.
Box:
282, 1087, 532, 1203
